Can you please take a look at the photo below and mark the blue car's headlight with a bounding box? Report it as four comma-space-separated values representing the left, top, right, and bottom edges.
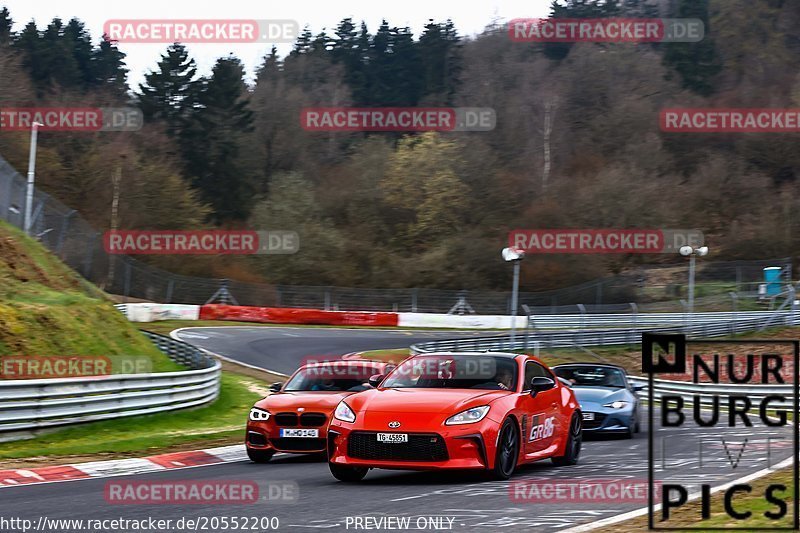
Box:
603, 400, 629, 409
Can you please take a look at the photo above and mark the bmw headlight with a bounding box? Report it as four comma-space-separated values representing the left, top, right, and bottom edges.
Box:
603, 400, 629, 409
249, 407, 270, 421
445, 405, 490, 425
334, 401, 356, 423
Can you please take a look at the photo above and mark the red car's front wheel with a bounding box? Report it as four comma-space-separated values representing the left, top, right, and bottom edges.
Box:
247, 448, 275, 463
491, 418, 519, 480
329, 463, 369, 482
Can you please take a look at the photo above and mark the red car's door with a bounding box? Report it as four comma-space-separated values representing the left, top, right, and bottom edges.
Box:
519, 360, 561, 460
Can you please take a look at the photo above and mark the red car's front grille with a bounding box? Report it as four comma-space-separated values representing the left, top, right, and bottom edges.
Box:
347, 432, 449, 462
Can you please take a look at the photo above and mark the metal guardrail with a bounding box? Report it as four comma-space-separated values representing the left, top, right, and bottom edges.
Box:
0, 332, 221, 435
409, 313, 800, 354
528, 310, 798, 329
627, 375, 794, 408
410, 314, 799, 409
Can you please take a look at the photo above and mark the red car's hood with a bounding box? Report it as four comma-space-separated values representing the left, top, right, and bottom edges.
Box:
347, 388, 509, 415
255, 391, 351, 412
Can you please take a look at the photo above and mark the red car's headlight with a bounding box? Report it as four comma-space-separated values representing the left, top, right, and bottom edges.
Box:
334, 401, 356, 423
445, 405, 490, 425
249, 407, 270, 421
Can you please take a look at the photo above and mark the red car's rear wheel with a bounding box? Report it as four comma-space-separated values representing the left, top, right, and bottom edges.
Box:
552, 413, 582, 466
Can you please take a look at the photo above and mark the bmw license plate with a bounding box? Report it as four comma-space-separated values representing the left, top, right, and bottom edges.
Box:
583, 412, 595, 421
280, 428, 318, 438
377, 433, 408, 443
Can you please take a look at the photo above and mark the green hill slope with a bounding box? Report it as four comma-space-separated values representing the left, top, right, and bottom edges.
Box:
0, 220, 181, 372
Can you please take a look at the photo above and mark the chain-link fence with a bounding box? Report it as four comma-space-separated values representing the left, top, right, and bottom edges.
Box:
0, 154, 794, 314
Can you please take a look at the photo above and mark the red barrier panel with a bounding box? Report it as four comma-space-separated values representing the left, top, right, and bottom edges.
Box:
199, 305, 399, 327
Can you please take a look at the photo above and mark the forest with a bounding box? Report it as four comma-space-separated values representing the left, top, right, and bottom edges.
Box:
0, 0, 798, 291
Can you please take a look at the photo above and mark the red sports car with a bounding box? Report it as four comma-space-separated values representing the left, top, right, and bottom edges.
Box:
246, 359, 393, 462
327, 352, 582, 481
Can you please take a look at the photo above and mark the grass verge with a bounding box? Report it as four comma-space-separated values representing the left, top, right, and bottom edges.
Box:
0, 371, 270, 468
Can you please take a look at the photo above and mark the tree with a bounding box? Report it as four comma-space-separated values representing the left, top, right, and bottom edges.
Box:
181, 56, 256, 223
544, 0, 622, 60
0, 8, 13, 45
248, 172, 353, 284
91, 37, 129, 96
63, 18, 93, 88
138, 43, 198, 137
380, 133, 470, 248
662, 0, 721, 96
417, 19, 461, 104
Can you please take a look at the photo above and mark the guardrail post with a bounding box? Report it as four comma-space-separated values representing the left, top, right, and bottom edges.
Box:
729, 292, 738, 334
324, 288, 331, 311
577, 304, 586, 332
790, 286, 797, 326
630, 303, 638, 331
680, 299, 688, 334
411, 288, 418, 313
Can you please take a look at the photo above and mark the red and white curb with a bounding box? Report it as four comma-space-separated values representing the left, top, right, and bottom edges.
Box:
0, 444, 250, 488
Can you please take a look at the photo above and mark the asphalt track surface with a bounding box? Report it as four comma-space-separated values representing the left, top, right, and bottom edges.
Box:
2, 327, 795, 532
172, 326, 500, 375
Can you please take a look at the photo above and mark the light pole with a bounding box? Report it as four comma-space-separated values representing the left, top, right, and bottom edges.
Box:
24, 122, 42, 235
679, 245, 709, 314
502, 247, 525, 346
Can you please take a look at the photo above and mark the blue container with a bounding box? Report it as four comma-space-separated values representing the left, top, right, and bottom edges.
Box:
764, 267, 783, 296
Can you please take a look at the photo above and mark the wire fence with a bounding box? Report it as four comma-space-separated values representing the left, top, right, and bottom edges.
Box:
0, 153, 794, 314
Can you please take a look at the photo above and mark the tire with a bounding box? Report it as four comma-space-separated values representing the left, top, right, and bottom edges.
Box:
247, 448, 275, 463
329, 463, 368, 482
491, 418, 520, 480
552, 413, 582, 466
634, 412, 641, 433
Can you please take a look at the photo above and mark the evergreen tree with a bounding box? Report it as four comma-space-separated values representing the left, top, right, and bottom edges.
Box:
544, 0, 622, 60
291, 26, 313, 56
138, 43, 198, 136
13, 21, 46, 88
418, 20, 461, 104
662, 0, 721, 96
63, 18, 94, 88
256, 45, 282, 81
0, 7, 13, 45
41, 19, 82, 88
181, 57, 255, 222
91, 37, 129, 96
332, 18, 369, 103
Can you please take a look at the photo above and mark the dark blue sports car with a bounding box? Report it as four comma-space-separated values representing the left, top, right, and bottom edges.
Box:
552, 363, 644, 438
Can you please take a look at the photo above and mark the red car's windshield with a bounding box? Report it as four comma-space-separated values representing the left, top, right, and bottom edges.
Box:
381, 355, 518, 390
284, 363, 381, 392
